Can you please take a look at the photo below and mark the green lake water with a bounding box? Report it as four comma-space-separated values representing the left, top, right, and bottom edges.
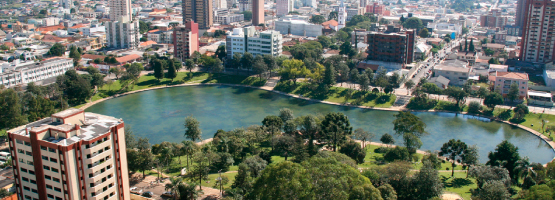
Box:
86, 85, 555, 163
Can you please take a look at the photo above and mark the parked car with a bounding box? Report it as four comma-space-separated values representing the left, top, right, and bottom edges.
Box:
142, 191, 153, 198
162, 192, 173, 197
130, 187, 142, 194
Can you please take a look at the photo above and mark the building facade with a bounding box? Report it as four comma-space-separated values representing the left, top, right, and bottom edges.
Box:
366, 27, 416, 64
226, 27, 283, 59
516, 0, 528, 27
432, 65, 470, 86
238, 0, 251, 12
173, 20, 199, 62
277, 0, 293, 17
493, 72, 529, 99
183, 0, 213, 29
480, 9, 507, 28
520, 0, 555, 63
215, 14, 245, 25
274, 19, 323, 37
337, 0, 347, 29
109, 0, 132, 21
366, 2, 385, 15
0, 58, 73, 88
105, 17, 140, 50
7, 108, 130, 200
252, 0, 264, 25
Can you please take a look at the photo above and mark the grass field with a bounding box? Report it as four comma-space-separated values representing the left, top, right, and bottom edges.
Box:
439, 171, 476, 200
274, 81, 397, 108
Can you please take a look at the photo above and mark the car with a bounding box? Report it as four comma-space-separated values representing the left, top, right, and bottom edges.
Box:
162, 192, 173, 197
142, 192, 153, 198
130, 187, 142, 194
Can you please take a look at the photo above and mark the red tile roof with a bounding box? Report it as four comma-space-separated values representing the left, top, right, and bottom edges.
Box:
140, 41, 157, 46
495, 72, 529, 80
116, 54, 141, 63
82, 54, 106, 60
321, 20, 338, 26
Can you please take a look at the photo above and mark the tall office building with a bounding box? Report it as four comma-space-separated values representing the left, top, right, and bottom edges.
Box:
252, 0, 264, 25
337, 0, 347, 29
8, 108, 130, 200
173, 20, 200, 62
109, 0, 132, 21
516, 0, 528, 27
520, 0, 555, 63
276, 0, 293, 16
183, 0, 213, 29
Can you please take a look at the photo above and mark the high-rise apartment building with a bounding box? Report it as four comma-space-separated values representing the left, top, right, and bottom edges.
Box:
520, 0, 555, 62
8, 108, 130, 200
183, 0, 213, 29
252, 0, 264, 25
61, 0, 72, 9
238, 0, 252, 12
109, 0, 132, 21
366, 26, 416, 64
106, 16, 140, 49
173, 20, 200, 62
360, 0, 367, 8
516, 0, 529, 27
277, 0, 293, 16
226, 27, 283, 59
480, 9, 507, 28
366, 2, 385, 15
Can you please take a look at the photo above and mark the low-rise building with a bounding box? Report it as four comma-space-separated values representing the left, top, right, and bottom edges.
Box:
0, 57, 73, 88
433, 64, 471, 86
214, 14, 244, 25
492, 71, 529, 99
275, 19, 322, 37
456, 51, 477, 66
226, 27, 283, 59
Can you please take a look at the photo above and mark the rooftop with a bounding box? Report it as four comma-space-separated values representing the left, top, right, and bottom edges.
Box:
495, 71, 529, 80
434, 65, 471, 73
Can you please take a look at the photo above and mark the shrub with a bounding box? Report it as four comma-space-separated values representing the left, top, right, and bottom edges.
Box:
383, 146, 410, 162
468, 101, 482, 114
374, 147, 389, 153
406, 95, 437, 110
434, 101, 460, 111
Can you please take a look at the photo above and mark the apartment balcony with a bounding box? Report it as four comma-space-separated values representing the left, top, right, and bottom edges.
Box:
84, 139, 111, 155
86, 156, 112, 174
90, 184, 117, 200
88, 175, 115, 193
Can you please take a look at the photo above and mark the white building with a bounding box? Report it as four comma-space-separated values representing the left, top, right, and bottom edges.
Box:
147, 30, 174, 44
61, 0, 72, 9
215, 14, 245, 25
427, 23, 462, 36
337, 0, 347, 29
433, 64, 471, 86
226, 27, 283, 59
82, 24, 106, 36
109, 0, 132, 21
303, 0, 317, 8
106, 16, 140, 49
275, 19, 322, 37
0, 58, 73, 88
277, 0, 293, 17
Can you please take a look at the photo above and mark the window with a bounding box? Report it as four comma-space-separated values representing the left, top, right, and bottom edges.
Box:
51, 168, 59, 173
54, 187, 61, 192
32, 189, 38, 193
16, 140, 23, 144
43, 166, 50, 170
47, 194, 54, 199
42, 156, 48, 161
30, 180, 36, 184
50, 158, 57, 163
45, 175, 51, 180
27, 161, 33, 166
19, 158, 24, 163
46, 185, 52, 189
24, 142, 31, 146
29, 170, 34, 175
25, 151, 32, 156
49, 148, 56, 153
41, 146, 47, 151
17, 149, 23, 154
21, 168, 27, 173
56, 197, 62, 200
53, 178, 60, 183
23, 186, 30, 191
22, 177, 29, 182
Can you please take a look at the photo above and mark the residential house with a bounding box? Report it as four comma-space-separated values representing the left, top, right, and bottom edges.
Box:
429, 75, 450, 89
456, 51, 477, 66
433, 64, 471, 85
492, 71, 528, 99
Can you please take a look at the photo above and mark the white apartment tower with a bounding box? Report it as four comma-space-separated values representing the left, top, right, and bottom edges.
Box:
8, 108, 131, 200
109, 0, 132, 21
277, 0, 293, 16
61, 0, 72, 9
106, 16, 140, 49
226, 27, 283, 59
338, 0, 347, 29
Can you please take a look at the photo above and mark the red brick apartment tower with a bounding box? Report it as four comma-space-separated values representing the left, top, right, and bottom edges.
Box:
8, 108, 130, 200
520, 0, 555, 63
173, 20, 199, 62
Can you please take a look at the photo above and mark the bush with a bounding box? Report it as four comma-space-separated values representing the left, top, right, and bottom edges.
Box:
406, 95, 437, 110
374, 147, 389, 153
497, 109, 512, 120
468, 101, 482, 114
383, 146, 411, 162
434, 101, 460, 111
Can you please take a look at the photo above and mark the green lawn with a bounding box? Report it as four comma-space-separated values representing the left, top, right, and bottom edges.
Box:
439, 171, 476, 200
520, 112, 555, 139
274, 81, 397, 108
198, 172, 237, 190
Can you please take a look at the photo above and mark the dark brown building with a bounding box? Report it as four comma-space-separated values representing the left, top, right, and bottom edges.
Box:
182, 0, 213, 29
366, 26, 416, 64
252, 0, 264, 26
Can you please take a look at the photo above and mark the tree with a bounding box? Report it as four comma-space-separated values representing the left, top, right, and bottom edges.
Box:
469, 39, 475, 52
380, 133, 395, 147
317, 35, 332, 48
422, 152, 442, 169
166, 60, 177, 82
507, 82, 520, 103
379, 18, 389, 25
184, 115, 202, 142
108, 67, 121, 80
484, 92, 503, 110
488, 58, 500, 64
484, 48, 494, 56
215, 45, 226, 60
462, 145, 479, 177
486, 140, 521, 179
69, 46, 81, 63
419, 29, 430, 39
392, 111, 427, 152
353, 128, 374, 149
185, 59, 194, 73
473, 180, 511, 200
56, 70, 92, 105
241, 11, 253, 21
444, 86, 468, 111
384, 146, 410, 162
47, 43, 66, 56
468, 101, 482, 114
178, 182, 202, 200
301, 115, 321, 156
273, 135, 296, 160
241, 52, 254, 74
165, 177, 183, 200
310, 15, 326, 24
252, 55, 267, 80
339, 140, 366, 164
321, 112, 353, 151
263, 54, 277, 77
323, 63, 336, 87
439, 139, 468, 177
0, 89, 26, 129
153, 59, 164, 81
262, 115, 283, 141
280, 59, 309, 85
209, 58, 223, 74
405, 80, 415, 92
412, 161, 444, 200
278, 108, 294, 123
403, 17, 423, 29
328, 11, 338, 20
339, 41, 356, 58
188, 152, 210, 190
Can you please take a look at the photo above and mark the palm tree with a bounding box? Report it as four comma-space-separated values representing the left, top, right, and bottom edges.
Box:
178, 183, 203, 200
514, 157, 536, 186
165, 177, 183, 200
181, 141, 196, 170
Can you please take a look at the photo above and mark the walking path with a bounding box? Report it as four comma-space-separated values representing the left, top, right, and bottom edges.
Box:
78, 82, 555, 165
